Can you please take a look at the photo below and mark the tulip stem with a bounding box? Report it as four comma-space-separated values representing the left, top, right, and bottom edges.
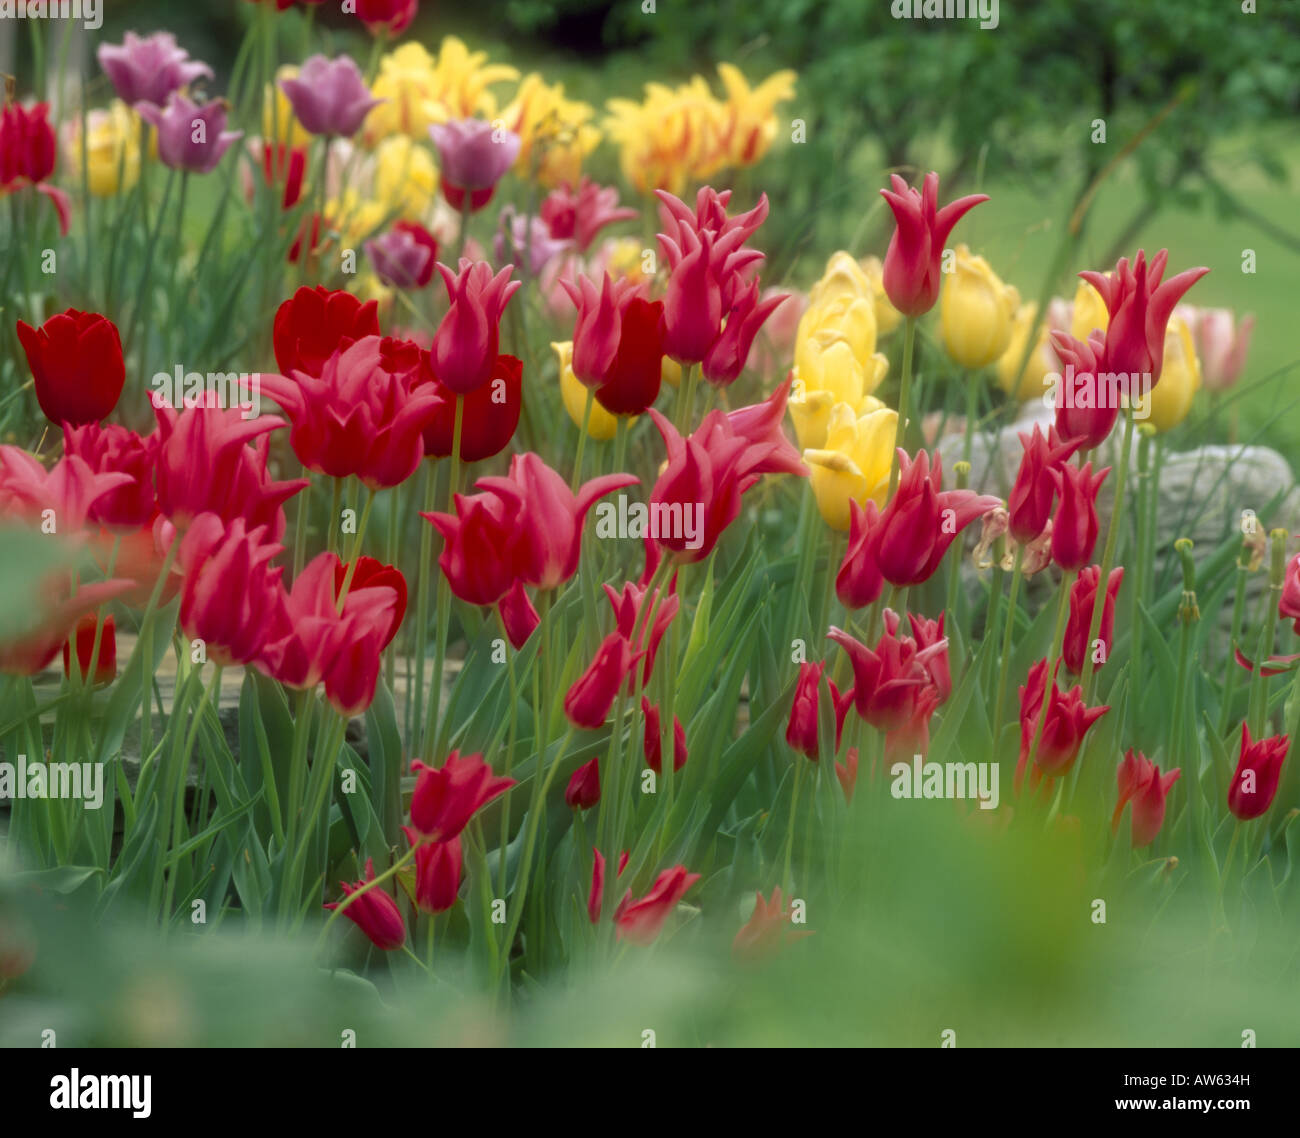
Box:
1217, 538, 1254, 738
424, 398, 464, 762
782, 759, 807, 897
496, 608, 520, 898
990, 545, 1024, 754
137, 539, 179, 766
572, 386, 595, 494
888, 316, 917, 499
1023, 568, 1076, 789
335, 487, 376, 611
411, 462, 435, 748
1081, 408, 1134, 703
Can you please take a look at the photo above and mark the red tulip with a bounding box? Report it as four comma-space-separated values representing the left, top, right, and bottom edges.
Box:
423, 483, 525, 607
724, 377, 807, 478
418, 354, 522, 463
1078, 249, 1208, 383
642, 698, 687, 774
835, 747, 859, 804
879, 172, 988, 316
657, 186, 769, 309
177, 512, 284, 668
402, 829, 462, 914
334, 556, 406, 647
1007, 424, 1083, 545
62, 423, 158, 531
613, 865, 700, 944
16, 309, 125, 427
1048, 330, 1122, 450
1112, 750, 1179, 848
702, 279, 788, 388
0, 101, 69, 233
261, 335, 441, 489
565, 757, 601, 810
1279, 553, 1300, 633
429, 260, 520, 394
1049, 460, 1109, 572
408, 750, 516, 842
475, 453, 636, 592
540, 177, 637, 252
827, 622, 945, 734
563, 274, 666, 416
249, 140, 307, 211
836, 499, 884, 610
354, 0, 417, 36
498, 578, 540, 650
257, 552, 398, 699
785, 660, 851, 760
154, 405, 307, 539
1015, 659, 1109, 794
564, 631, 635, 729
273, 286, 380, 378
62, 614, 116, 685
323, 858, 406, 950
587, 848, 629, 923
872, 449, 1000, 587
732, 887, 813, 960
1227, 723, 1288, 821
1062, 565, 1123, 674
887, 609, 952, 701
605, 558, 680, 691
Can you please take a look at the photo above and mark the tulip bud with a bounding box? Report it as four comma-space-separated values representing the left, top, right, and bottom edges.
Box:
565, 757, 601, 809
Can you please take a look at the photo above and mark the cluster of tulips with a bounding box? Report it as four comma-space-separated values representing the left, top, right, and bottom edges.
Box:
0, 1, 1293, 1001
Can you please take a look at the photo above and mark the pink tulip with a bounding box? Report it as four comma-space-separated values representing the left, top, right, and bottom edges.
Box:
429, 259, 520, 394
279, 54, 382, 137
879, 172, 987, 316
97, 31, 212, 109
138, 93, 242, 174
430, 119, 521, 212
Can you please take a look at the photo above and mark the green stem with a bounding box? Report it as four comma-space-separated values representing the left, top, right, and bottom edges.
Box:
888, 316, 917, 498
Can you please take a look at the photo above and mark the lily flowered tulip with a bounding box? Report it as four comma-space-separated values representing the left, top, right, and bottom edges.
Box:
1007, 424, 1083, 545
562, 273, 666, 415
334, 556, 406, 648
871, 449, 1000, 586
836, 498, 884, 609
732, 887, 813, 961
61, 423, 158, 532
703, 279, 788, 388
554, 341, 622, 439
540, 177, 637, 252
606, 554, 680, 689
879, 172, 988, 317
1186, 306, 1254, 393
940, 245, 1020, 368
279, 54, 383, 137
1227, 724, 1288, 821
324, 859, 406, 950
642, 698, 688, 774
476, 453, 636, 591
565, 632, 635, 729
785, 660, 850, 760
429, 260, 520, 394
1049, 461, 1109, 572
1016, 659, 1109, 794
1113, 750, 1179, 848
260, 336, 441, 489
177, 513, 283, 668
1062, 566, 1123, 674
430, 118, 520, 212
408, 751, 516, 842
97, 31, 213, 109
138, 93, 241, 174
402, 830, 462, 914
613, 865, 701, 945
154, 405, 307, 539
423, 484, 525, 607
273, 286, 380, 379
1047, 329, 1122, 450
564, 758, 601, 810
587, 848, 629, 923
827, 624, 944, 734
17, 309, 125, 428
1077, 249, 1208, 383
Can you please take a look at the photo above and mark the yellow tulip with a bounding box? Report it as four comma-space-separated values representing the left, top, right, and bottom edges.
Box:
789, 381, 887, 451
796, 294, 877, 368
858, 256, 902, 336
605, 79, 717, 196
372, 136, 439, 218
326, 189, 388, 251
66, 101, 143, 196
554, 341, 624, 439
502, 74, 601, 187
803, 403, 898, 531
939, 244, 1020, 369
996, 303, 1057, 403
263, 67, 314, 150
808, 251, 871, 307
1145, 316, 1200, 433
714, 63, 797, 169
1070, 277, 1109, 343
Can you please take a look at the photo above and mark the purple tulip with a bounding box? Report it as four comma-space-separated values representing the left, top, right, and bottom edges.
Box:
138, 94, 242, 175
494, 206, 570, 277
429, 119, 520, 212
279, 54, 384, 138
365, 224, 438, 290
97, 31, 213, 110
